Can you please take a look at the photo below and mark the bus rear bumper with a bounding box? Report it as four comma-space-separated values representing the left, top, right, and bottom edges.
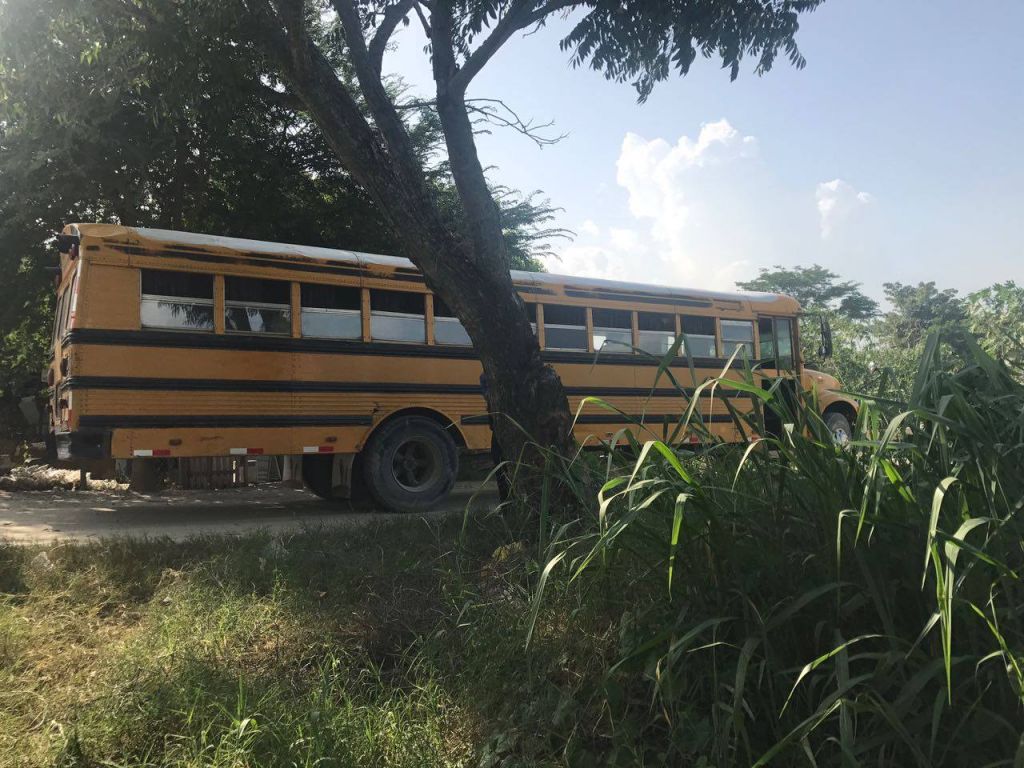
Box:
52, 429, 112, 462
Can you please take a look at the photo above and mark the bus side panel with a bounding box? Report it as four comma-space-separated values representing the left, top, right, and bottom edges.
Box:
74, 263, 140, 332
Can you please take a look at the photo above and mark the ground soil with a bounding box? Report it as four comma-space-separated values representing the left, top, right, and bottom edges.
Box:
0, 481, 495, 543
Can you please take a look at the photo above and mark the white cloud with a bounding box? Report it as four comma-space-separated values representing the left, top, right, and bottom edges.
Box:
546, 120, 877, 293
605, 119, 760, 289
816, 178, 873, 238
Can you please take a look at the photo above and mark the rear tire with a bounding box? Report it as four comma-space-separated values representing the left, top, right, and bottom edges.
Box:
363, 416, 458, 513
825, 411, 853, 446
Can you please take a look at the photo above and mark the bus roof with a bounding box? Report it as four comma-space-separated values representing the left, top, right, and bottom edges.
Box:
71, 223, 800, 312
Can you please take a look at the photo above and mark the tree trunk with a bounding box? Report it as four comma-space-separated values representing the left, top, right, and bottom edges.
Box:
249, 6, 575, 504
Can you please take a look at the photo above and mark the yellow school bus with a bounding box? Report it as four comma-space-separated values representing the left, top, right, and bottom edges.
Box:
46, 223, 857, 511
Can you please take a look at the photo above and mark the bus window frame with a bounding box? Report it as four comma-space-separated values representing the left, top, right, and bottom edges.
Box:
432, 294, 472, 347
591, 307, 634, 355
757, 315, 797, 371
138, 269, 218, 334
299, 282, 362, 340
222, 275, 292, 336
679, 314, 718, 359
720, 318, 756, 360
637, 311, 676, 357
541, 303, 588, 352
369, 288, 427, 344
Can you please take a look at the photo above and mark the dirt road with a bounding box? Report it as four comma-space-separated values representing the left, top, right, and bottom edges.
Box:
0, 482, 495, 543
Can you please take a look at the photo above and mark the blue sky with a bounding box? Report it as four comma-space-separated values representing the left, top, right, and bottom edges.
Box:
385, 0, 1024, 299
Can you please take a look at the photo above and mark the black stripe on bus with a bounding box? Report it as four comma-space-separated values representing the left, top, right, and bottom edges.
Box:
63, 328, 760, 369
78, 414, 373, 429
62, 375, 755, 400
460, 413, 737, 426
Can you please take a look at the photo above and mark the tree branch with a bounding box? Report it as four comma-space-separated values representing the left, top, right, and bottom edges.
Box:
448, 0, 578, 96
368, 0, 416, 77
331, 0, 419, 159
398, 97, 565, 148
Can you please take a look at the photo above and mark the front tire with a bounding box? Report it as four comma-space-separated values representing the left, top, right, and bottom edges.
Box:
363, 417, 458, 513
825, 411, 853, 446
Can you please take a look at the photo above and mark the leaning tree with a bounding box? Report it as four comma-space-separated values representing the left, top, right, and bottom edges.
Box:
140, 0, 827, 493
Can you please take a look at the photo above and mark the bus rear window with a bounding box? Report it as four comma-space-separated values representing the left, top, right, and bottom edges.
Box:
225, 276, 291, 335
141, 269, 214, 331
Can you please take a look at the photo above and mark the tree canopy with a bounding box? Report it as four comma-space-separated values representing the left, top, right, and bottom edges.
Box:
0, 0, 559, 398
736, 264, 878, 319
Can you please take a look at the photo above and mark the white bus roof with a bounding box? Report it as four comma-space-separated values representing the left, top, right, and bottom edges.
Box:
83, 224, 793, 307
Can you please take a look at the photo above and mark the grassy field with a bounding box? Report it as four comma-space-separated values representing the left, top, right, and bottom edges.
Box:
0, 516, 519, 767
2, 332, 1022, 766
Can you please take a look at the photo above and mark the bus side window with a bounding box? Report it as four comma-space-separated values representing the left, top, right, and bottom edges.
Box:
758, 317, 775, 360
141, 270, 215, 331
543, 305, 587, 351
301, 283, 361, 339
637, 312, 675, 356
524, 302, 538, 335
224, 276, 291, 335
371, 289, 425, 343
775, 318, 794, 369
592, 308, 632, 353
433, 296, 471, 346
680, 315, 716, 357
721, 319, 755, 359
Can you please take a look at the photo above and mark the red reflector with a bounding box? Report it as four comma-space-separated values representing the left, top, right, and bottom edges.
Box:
318, 445, 333, 453
249, 448, 264, 455
152, 449, 171, 457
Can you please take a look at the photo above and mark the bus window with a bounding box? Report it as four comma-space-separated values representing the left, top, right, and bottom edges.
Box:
301, 283, 361, 339
51, 287, 67, 347
433, 296, 471, 346
638, 312, 675, 356
524, 302, 538, 334
141, 270, 215, 331
371, 289, 425, 343
721, 319, 755, 359
681, 315, 716, 357
758, 317, 775, 359
592, 308, 632, 353
775, 318, 794, 368
543, 305, 587, 351
224, 276, 291, 335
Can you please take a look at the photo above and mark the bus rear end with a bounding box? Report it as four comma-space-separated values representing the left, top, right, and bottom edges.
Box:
45, 225, 106, 465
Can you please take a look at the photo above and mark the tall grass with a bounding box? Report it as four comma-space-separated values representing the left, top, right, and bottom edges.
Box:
528, 331, 1024, 765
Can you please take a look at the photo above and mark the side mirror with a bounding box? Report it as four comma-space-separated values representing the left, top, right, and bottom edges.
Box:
817, 315, 833, 360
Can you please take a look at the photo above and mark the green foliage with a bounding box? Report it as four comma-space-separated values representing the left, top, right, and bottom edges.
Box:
558, 0, 826, 100
967, 281, 1024, 375
880, 281, 967, 349
527, 334, 1024, 765
0, 0, 556, 401
736, 263, 879, 319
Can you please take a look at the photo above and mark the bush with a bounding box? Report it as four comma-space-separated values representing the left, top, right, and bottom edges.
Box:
527, 332, 1024, 765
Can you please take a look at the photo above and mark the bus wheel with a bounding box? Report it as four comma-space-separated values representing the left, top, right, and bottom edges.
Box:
302, 454, 337, 500
825, 411, 853, 446
363, 416, 458, 513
